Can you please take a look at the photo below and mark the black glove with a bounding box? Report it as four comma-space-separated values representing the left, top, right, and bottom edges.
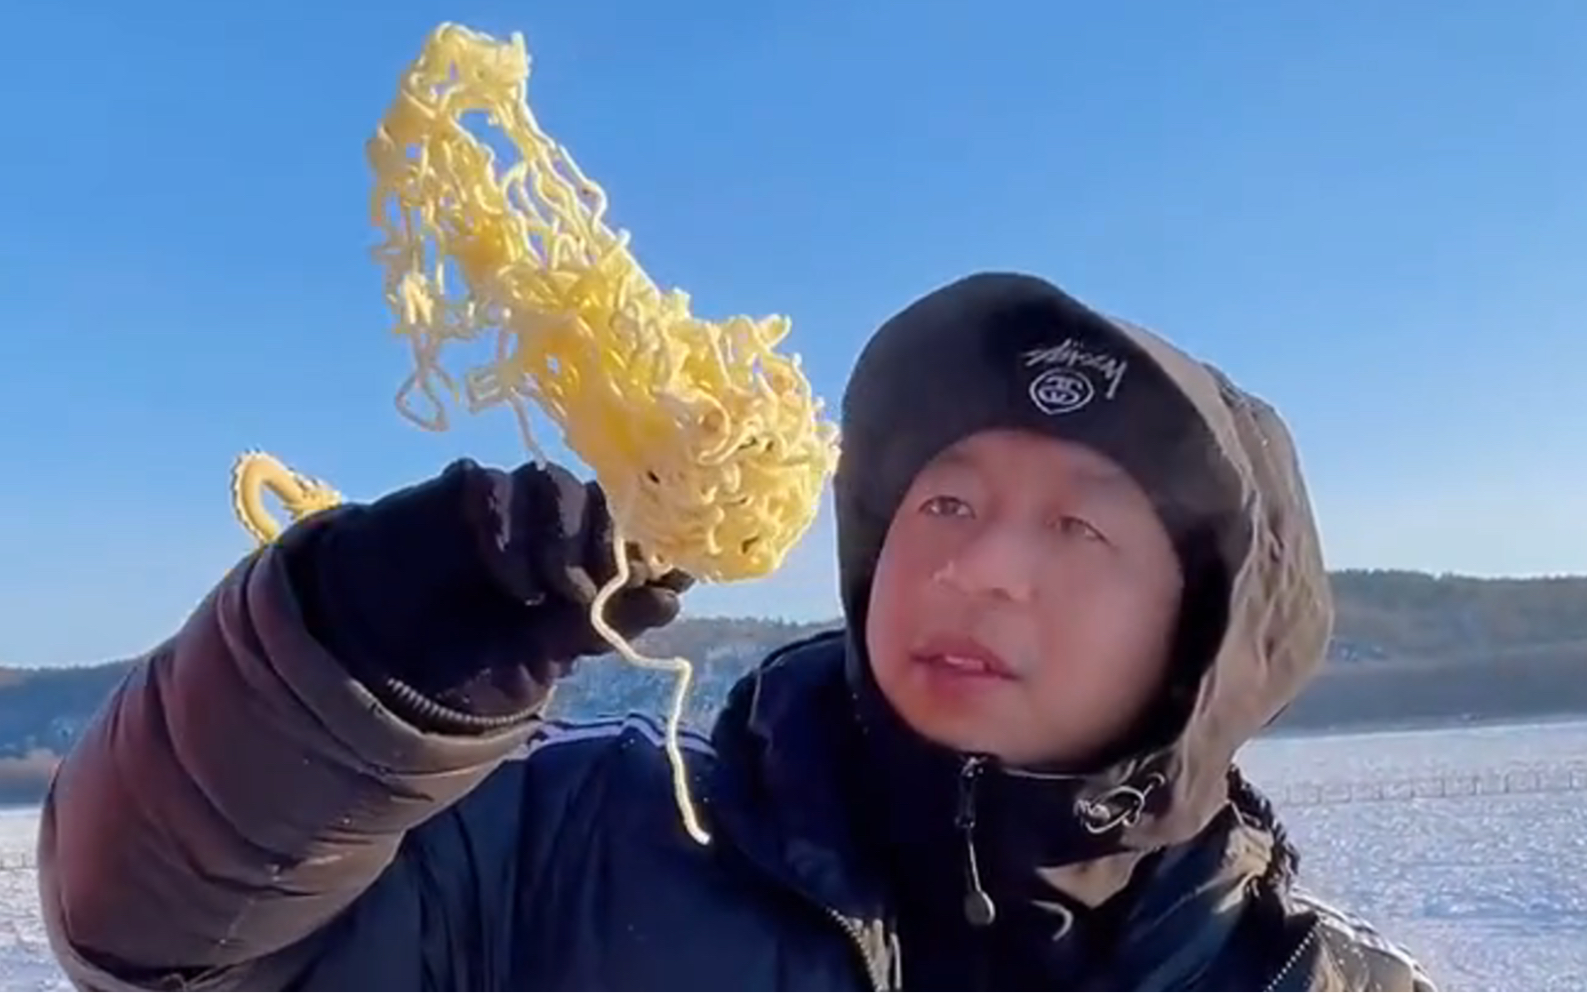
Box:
469, 458, 694, 660
283, 458, 693, 728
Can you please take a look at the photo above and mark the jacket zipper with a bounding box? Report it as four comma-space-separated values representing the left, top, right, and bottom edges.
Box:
956, 755, 997, 927
817, 754, 998, 989
1261, 920, 1319, 991
822, 907, 885, 991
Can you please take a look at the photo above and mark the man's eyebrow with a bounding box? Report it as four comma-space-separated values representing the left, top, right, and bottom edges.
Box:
1067, 464, 1158, 511
1073, 464, 1133, 492
926, 447, 973, 471
924, 442, 1135, 497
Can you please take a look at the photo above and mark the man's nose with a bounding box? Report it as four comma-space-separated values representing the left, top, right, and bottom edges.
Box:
931, 523, 1038, 604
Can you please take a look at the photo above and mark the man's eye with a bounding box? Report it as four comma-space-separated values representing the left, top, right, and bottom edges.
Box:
920, 495, 973, 518
1061, 516, 1107, 542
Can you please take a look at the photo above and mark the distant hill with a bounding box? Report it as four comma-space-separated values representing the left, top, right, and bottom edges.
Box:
2, 568, 1585, 803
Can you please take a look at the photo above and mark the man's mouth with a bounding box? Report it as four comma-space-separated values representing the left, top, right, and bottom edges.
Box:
911, 634, 1018, 680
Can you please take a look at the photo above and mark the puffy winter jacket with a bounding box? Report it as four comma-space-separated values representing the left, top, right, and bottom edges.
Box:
39, 579, 1432, 991
39, 283, 1437, 991
38, 528, 1437, 992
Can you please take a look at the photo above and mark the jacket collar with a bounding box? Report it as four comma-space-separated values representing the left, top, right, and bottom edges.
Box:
708, 630, 1299, 989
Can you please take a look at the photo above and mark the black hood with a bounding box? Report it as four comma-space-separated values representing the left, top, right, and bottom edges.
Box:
831, 272, 1332, 853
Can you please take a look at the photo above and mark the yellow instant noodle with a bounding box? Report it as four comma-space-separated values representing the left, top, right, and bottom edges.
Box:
231, 450, 345, 545
363, 23, 841, 844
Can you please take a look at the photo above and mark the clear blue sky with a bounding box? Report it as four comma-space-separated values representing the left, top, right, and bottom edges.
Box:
3, 1, 1584, 666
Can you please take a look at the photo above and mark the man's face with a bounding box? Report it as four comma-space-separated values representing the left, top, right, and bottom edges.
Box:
865, 429, 1184, 769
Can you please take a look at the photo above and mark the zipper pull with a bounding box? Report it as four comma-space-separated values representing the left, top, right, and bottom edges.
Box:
956, 756, 997, 928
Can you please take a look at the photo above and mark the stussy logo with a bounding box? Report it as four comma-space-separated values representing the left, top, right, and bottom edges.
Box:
1021, 338, 1128, 415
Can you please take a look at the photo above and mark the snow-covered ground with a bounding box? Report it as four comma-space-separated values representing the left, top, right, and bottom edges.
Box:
1240, 720, 1587, 991
2, 719, 1583, 991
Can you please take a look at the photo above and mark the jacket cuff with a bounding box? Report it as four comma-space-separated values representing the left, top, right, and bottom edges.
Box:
276, 461, 554, 733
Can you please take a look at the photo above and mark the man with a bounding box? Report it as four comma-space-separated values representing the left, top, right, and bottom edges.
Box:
39, 273, 1435, 990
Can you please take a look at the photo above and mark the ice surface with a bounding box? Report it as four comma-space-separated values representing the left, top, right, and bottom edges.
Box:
1239, 720, 1587, 992
3, 719, 1583, 990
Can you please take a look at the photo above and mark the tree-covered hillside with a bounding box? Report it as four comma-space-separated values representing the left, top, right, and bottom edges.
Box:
2, 569, 1583, 803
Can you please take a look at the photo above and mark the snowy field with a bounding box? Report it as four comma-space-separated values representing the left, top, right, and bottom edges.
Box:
0, 719, 1582, 991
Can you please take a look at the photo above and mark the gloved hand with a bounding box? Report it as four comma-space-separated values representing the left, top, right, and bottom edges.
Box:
471, 458, 694, 661
283, 458, 693, 726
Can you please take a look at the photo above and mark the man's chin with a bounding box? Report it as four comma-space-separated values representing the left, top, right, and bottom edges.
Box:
904, 716, 1011, 761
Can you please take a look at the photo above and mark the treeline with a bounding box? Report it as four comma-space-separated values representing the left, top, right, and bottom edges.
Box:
2, 569, 1585, 803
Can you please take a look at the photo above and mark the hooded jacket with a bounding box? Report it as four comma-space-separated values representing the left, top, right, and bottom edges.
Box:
38, 275, 1435, 991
